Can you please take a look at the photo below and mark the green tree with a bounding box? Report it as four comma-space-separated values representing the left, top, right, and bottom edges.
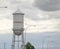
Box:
25, 42, 35, 49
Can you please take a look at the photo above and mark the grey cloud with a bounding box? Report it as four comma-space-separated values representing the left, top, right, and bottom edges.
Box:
34, 0, 60, 11
44, 11, 60, 19
49, 15, 60, 19
23, 8, 60, 21
24, 9, 40, 21
1, 0, 60, 21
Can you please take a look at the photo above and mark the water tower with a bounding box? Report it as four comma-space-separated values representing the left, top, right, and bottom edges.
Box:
11, 9, 25, 49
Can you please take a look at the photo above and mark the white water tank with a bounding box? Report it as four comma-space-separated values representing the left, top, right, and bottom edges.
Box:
13, 9, 24, 35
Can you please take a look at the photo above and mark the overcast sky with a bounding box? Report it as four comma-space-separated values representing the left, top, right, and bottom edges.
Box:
0, 0, 60, 34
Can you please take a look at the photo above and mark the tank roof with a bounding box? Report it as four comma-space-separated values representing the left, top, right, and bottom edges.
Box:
13, 9, 24, 15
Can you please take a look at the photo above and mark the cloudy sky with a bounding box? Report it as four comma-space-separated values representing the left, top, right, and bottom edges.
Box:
0, 0, 60, 34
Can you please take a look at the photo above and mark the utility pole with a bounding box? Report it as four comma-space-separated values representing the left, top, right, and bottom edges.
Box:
4, 42, 6, 49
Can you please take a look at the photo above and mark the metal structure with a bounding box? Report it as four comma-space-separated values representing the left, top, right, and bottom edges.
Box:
11, 9, 24, 49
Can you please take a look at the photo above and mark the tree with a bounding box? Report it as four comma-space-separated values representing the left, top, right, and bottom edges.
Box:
25, 42, 35, 49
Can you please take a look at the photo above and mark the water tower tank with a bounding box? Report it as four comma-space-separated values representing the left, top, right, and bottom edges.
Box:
13, 9, 24, 35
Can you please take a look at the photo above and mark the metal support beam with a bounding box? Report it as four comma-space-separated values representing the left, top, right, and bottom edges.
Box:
21, 33, 25, 49
11, 33, 25, 49
4, 42, 6, 49
11, 34, 15, 49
